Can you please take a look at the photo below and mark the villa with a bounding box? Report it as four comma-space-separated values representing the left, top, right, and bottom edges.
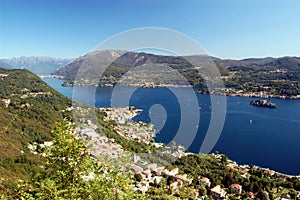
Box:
199, 177, 211, 187
230, 184, 242, 195
211, 185, 227, 199
1, 98, 10, 107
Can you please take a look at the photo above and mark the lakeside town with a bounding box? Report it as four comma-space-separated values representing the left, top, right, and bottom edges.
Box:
197, 88, 300, 100
3, 79, 299, 200
2, 68, 300, 199
70, 106, 300, 199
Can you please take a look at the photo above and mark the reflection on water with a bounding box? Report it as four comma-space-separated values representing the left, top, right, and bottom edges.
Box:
44, 78, 300, 175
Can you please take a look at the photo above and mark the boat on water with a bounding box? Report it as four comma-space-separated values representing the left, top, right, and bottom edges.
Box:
250, 99, 278, 108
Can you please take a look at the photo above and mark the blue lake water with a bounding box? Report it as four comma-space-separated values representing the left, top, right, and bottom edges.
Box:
43, 78, 300, 175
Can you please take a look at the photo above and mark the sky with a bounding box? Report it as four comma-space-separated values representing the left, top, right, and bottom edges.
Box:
0, 0, 299, 59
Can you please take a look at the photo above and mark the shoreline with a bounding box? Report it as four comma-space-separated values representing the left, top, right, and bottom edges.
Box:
44, 77, 300, 100
100, 106, 300, 177
39, 74, 65, 79
197, 89, 300, 100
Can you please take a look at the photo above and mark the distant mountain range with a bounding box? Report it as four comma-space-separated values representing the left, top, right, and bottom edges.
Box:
0, 56, 73, 75
2, 52, 300, 79
0, 60, 14, 69
54, 50, 300, 79
213, 56, 300, 71
52, 50, 300, 89
2, 51, 300, 97
53, 50, 217, 87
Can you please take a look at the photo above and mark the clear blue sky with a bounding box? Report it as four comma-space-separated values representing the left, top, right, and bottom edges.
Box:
0, 0, 299, 59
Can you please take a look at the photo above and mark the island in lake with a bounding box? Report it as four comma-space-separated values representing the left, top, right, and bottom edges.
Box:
250, 99, 278, 108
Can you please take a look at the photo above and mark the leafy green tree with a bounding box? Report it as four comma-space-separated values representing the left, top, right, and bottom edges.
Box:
14, 120, 144, 199
198, 185, 207, 196
134, 173, 143, 182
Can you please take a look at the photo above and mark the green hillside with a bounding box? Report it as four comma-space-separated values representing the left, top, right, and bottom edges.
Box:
0, 68, 72, 182
53, 50, 300, 97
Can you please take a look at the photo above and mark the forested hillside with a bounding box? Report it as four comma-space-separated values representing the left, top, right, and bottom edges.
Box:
53, 50, 300, 97
0, 68, 72, 182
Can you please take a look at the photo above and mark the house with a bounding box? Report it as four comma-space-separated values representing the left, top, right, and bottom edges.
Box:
145, 163, 157, 171
248, 191, 254, 198
241, 168, 249, 177
131, 164, 143, 174
188, 188, 199, 198
199, 177, 211, 187
0, 74, 8, 77
142, 169, 152, 179
170, 181, 179, 191
161, 169, 171, 178
135, 181, 149, 193
168, 168, 179, 176
43, 140, 54, 147
211, 185, 226, 199
133, 154, 140, 163
2, 98, 10, 107
264, 170, 275, 176
175, 174, 192, 184
241, 168, 249, 174
160, 168, 179, 178
149, 176, 163, 184
155, 167, 165, 176
230, 184, 242, 195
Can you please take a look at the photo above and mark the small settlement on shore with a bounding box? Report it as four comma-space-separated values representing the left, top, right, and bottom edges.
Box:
79, 106, 300, 199
30, 105, 299, 199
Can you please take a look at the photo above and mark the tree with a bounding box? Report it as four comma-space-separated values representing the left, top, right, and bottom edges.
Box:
167, 176, 175, 185
198, 185, 207, 196
134, 173, 143, 182
15, 119, 144, 199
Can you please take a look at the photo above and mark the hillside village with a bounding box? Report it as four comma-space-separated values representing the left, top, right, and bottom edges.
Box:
69, 106, 300, 199
1, 68, 300, 199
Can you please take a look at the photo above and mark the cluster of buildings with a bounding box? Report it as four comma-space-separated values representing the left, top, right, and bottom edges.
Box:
79, 127, 123, 159
0, 73, 9, 77
131, 164, 191, 193
20, 91, 52, 99
100, 107, 140, 125
71, 106, 125, 160
207, 87, 300, 99
131, 162, 244, 199
100, 107, 156, 144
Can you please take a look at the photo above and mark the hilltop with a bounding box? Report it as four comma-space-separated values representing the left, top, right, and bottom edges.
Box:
53, 50, 300, 98
53, 50, 223, 87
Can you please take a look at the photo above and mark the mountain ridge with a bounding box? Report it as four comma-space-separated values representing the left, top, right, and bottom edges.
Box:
0, 56, 73, 75
53, 50, 300, 77
49, 50, 300, 98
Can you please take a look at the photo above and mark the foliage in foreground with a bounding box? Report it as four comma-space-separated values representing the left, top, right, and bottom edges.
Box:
0, 68, 72, 182
1, 120, 143, 200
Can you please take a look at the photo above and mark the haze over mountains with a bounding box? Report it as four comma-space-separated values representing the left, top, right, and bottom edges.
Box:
215, 56, 300, 70
54, 50, 300, 77
0, 56, 73, 75
1, 51, 300, 78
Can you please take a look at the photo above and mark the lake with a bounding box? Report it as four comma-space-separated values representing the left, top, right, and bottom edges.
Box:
43, 77, 300, 175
